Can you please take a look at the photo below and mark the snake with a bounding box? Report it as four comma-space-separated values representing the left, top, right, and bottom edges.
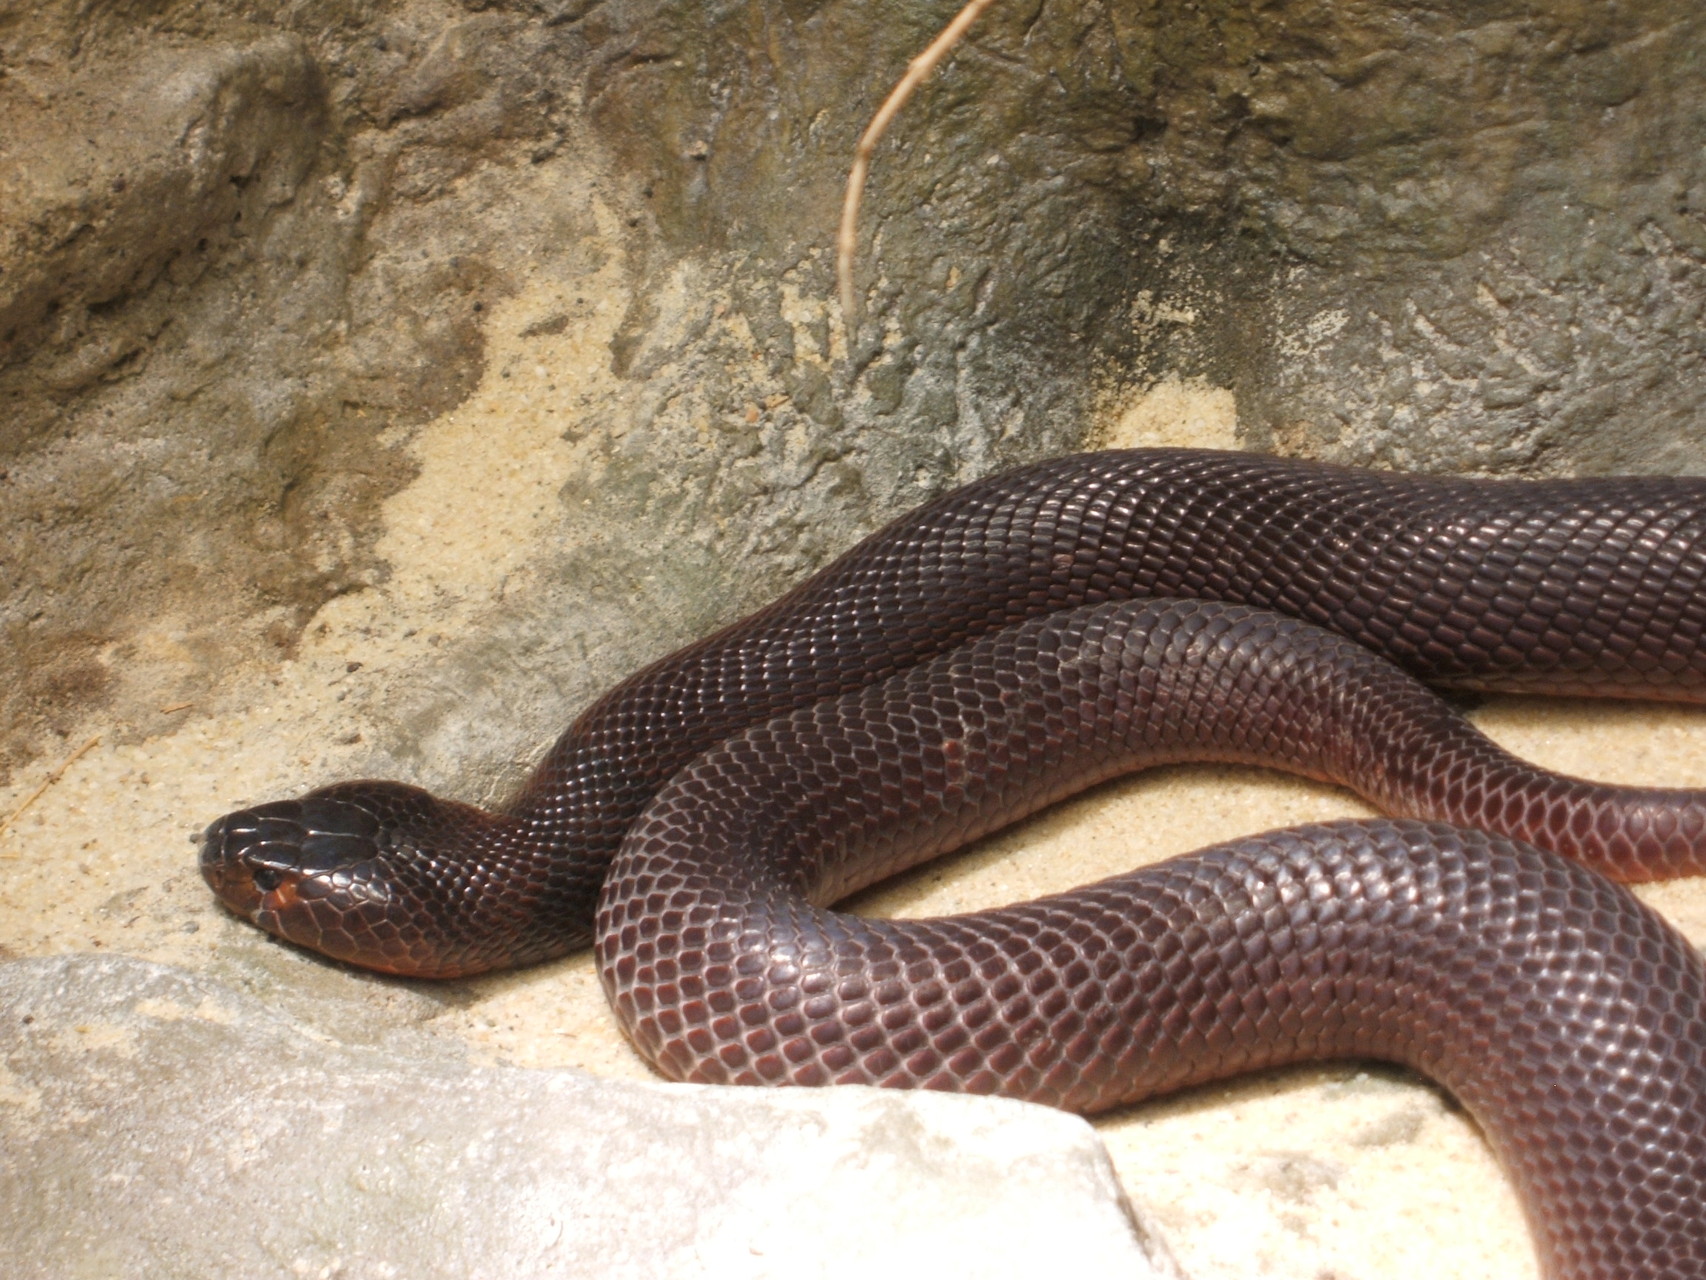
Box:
200, 448, 1706, 1278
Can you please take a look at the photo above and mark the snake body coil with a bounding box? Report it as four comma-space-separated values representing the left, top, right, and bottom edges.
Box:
202, 449, 1706, 1278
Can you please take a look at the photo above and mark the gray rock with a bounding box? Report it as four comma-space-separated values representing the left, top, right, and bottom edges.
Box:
0, 34, 322, 399
8, 3, 1705, 790
0, 954, 1176, 1280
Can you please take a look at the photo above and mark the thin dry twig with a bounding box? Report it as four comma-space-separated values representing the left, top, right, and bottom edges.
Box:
0, 735, 102, 840
837, 0, 1002, 329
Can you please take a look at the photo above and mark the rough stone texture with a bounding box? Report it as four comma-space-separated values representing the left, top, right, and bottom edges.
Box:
4, 0, 1704, 790
1152, 2, 1706, 475
0, 954, 1172, 1280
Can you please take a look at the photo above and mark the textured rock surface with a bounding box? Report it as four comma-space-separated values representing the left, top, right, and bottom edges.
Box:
0, 954, 1172, 1280
5, 0, 1704, 787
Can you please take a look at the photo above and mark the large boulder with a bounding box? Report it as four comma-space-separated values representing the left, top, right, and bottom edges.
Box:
0, 954, 1172, 1280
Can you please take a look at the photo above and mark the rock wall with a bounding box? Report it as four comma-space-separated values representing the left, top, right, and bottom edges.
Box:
3, 0, 1702, 796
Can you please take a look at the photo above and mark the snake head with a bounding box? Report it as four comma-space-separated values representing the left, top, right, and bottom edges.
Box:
199, 781, 501, 978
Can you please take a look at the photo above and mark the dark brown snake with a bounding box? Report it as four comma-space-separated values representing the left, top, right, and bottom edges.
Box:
200, 448, 1706, 1279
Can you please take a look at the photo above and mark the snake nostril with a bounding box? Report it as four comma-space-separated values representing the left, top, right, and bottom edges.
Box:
251, 867, 285, 893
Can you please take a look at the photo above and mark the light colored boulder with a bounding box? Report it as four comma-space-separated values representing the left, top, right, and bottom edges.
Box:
0, 954, 1177, 1280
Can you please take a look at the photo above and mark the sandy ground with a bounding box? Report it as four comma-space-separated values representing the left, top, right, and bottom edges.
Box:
5, 285, 1705, 1279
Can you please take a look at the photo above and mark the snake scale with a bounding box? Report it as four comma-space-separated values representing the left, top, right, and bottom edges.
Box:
202, 448, 1706, 1278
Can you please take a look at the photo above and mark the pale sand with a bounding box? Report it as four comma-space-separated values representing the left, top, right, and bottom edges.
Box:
4, 271, 1703, 1279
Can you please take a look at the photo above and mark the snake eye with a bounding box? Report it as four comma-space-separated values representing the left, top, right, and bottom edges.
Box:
251, 866, 285, 893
